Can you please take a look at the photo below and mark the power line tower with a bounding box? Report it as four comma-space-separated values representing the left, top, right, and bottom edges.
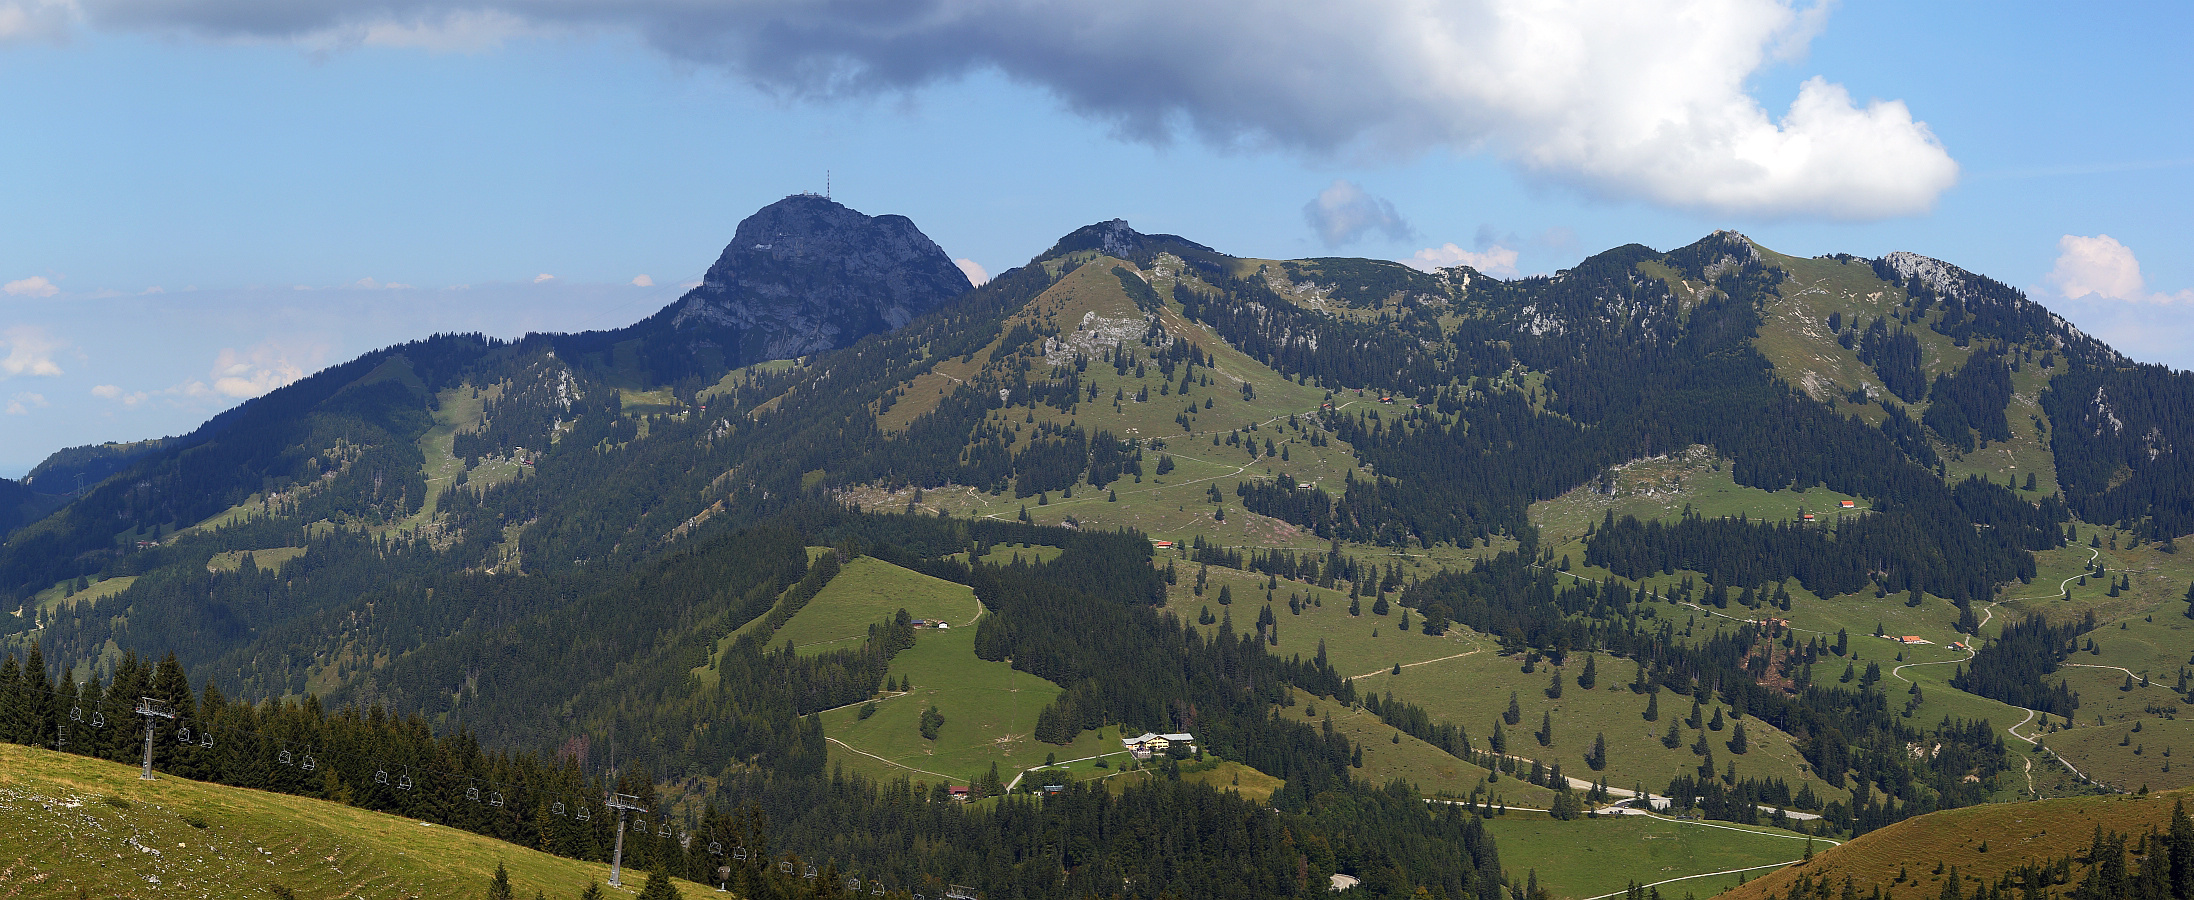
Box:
606, 791, 647, 888
134, 697, 176, 780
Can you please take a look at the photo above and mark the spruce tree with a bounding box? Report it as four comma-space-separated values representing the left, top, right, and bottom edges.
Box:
637, 866, 682, 900
2168, 798, 2192, 900
1578, 655, 1597, 690
486, 863, 515, 900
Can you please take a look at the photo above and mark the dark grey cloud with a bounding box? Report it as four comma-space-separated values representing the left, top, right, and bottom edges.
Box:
1303, 180, 1413, 247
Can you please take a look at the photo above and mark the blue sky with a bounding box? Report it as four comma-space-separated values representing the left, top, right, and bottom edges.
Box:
1, 1, 2189, 478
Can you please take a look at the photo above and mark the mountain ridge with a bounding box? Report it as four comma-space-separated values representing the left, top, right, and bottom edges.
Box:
5, 204, 2192, 900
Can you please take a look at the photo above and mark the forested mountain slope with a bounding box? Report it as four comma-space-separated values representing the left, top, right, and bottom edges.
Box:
5, 199, 2190, 898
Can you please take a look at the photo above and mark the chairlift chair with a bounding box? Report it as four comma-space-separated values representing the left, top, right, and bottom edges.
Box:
490, 791, 505, 808
576, 805, 590, 822
805, 865, 818, 878
873, 884, 886, 895
91, 711, 106, 728
467, 786, 482, 802
397, 773, 414, 791
553, 801, 566, 817
734, 846, 748, 861
69, 706, 82, 722
302, 754, 317, 772
279, 750, 294, 766
658, 821, 672, 837
200, 733, 212, 749
779, 862, 793, 875
375, 769, 390, 785
707, 841, 723, 856
177, 725, 192, 743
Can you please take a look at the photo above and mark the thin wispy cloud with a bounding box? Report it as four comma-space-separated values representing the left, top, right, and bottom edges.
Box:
4, 275, 59, 297
1, 325, 65, 377
5, 392, 47, 415
31, 0, 1955, 220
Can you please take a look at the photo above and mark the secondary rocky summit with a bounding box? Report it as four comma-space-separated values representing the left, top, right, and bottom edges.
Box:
665, 194, 973, 367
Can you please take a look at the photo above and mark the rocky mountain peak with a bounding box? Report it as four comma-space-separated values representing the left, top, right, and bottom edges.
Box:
664, 194, 971, 366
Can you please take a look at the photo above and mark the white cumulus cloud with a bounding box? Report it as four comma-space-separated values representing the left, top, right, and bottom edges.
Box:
533, 273, 556, 283
48, 0, 1953, 220
1406, 243, 1521, 278
0, 325, 64, 377
631, 274, 655, 287
2041, 234, 2194, 371
2044, 234, 2192, 304
1305, 180, 1414, 247
954, 258, 990, 287
4, 275, 59, 297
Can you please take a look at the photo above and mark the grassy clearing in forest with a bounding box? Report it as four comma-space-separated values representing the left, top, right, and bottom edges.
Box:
769, 557, 983, 656
819, 625, 1107, 789
1484, 812, 1817, 900
2037, 718, 2194, 794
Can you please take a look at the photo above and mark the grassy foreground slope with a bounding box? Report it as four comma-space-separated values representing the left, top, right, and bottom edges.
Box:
0, 743, 706, 900
1717, 787, 2194, 900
